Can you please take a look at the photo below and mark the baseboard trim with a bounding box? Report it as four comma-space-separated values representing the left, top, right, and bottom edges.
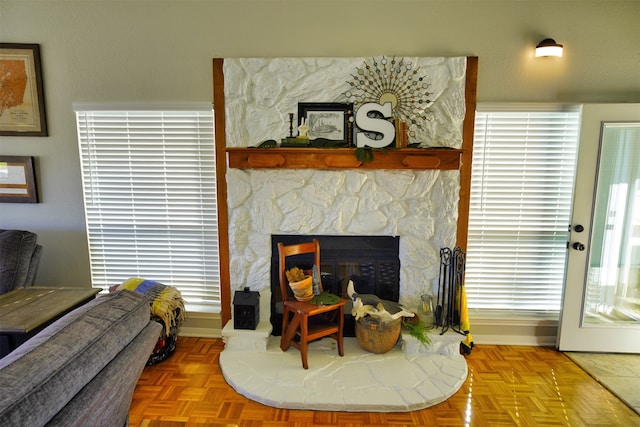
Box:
463, 315, 558, 347
179, 315, 559, 346
471, 334, 557, 347
179, 327, 221, 338
178, 311, 222, 338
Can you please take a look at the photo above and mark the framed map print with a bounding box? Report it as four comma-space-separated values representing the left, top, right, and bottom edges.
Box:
0, 43, 48, 136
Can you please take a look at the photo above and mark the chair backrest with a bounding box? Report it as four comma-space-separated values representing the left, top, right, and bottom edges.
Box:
0, 229, 42, 295
277, 239, 322, 303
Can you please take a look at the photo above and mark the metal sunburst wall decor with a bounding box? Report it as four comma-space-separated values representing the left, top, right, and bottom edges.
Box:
344, 56, 433, 139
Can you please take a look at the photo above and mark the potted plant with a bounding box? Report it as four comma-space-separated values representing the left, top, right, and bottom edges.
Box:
285, 267, 313, 302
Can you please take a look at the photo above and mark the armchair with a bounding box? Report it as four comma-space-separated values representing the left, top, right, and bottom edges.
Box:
0, 230, 42, 295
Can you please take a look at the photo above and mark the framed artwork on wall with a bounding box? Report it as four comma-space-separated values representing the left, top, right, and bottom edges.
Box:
0, 43, 48, 136
298, 102, 353, 146
0, 156, 38, 203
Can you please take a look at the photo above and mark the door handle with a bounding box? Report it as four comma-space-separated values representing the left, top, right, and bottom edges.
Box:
572, 242, 586, 251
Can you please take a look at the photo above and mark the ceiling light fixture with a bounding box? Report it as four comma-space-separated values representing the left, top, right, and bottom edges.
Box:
536, 38, 563, 57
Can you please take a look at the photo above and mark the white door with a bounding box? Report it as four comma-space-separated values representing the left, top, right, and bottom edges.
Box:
558, 104, 640, 353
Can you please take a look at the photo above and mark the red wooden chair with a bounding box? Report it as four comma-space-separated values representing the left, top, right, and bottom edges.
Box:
277, 239, 346, 369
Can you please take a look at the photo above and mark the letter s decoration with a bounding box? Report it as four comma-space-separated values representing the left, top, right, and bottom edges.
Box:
355, 102, 396, 148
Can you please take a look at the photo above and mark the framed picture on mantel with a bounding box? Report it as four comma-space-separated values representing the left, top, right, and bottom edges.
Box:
0, 43, 48, 136
298, 102, 353, 146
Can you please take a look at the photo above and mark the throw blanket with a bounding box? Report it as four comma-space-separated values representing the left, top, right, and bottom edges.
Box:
116, 278, 186, 334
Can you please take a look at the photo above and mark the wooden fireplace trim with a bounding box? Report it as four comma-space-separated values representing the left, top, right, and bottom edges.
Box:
213, 57, 478, 325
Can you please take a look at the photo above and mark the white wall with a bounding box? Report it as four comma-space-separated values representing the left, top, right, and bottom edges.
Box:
1, 0, 638, 290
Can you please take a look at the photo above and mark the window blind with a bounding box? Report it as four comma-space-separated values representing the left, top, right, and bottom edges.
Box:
466, 105, 581, 312
75, 104, 220, 312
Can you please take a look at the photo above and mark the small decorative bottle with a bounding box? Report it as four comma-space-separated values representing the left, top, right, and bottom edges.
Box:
312, 265, 321, 295
420, 293, 435, 329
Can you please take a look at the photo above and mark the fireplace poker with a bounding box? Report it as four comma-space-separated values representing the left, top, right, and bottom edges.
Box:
451, 247, 466, 335
447, 247, 456, 332
436, 247, 449, 328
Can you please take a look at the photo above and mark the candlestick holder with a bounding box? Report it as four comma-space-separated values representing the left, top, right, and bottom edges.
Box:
288, 113, 294, 138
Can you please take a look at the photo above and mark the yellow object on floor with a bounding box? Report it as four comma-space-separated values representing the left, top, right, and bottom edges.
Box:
456, 283, 474, 354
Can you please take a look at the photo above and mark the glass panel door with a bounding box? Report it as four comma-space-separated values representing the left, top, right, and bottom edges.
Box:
583, 123, 640, 326
558, 104, 640, 353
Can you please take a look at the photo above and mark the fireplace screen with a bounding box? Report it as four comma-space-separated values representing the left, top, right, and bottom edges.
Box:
270, 235, 400, 337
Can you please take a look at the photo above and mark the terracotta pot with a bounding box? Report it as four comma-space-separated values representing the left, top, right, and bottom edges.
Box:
288, 276, 313, 302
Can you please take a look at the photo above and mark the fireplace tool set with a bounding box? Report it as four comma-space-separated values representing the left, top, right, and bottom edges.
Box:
435, 247, 469, 337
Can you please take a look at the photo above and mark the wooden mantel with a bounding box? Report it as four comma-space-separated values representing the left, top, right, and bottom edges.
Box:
226, 147, 462, 170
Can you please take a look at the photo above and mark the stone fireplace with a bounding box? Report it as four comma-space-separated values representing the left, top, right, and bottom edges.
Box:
217, 57, 474, 411
227, 165, 461, 325
222, 57, 470, 328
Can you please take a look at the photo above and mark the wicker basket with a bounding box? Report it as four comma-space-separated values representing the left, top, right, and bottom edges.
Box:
355, 316, 402, 354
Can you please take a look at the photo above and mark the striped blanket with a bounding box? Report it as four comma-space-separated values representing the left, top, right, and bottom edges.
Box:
116, 278, 186, 334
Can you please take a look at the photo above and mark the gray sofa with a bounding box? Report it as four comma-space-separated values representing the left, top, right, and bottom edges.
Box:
0, 229, 42, 295
0, 290, 162, 427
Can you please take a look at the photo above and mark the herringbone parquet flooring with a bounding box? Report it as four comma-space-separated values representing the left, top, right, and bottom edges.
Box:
130, 338, 640, 427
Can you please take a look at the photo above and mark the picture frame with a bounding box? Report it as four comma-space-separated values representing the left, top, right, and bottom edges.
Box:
298, 102, 353, 146
0, 43, 48, 136
0, 156, 38, 203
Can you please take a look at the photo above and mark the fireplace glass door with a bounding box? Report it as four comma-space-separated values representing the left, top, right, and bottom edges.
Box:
271, 235, 400, 337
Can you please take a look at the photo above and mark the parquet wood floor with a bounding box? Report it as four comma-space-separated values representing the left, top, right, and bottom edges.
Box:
130, 338, 640, 427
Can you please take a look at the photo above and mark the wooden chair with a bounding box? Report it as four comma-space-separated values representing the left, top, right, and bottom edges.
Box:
278, 239, 346, 369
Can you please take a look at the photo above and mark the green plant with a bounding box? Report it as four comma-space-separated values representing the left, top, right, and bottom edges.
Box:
402, 319, 432, 349
310, 291, 341, 305
354, 146, 388, 162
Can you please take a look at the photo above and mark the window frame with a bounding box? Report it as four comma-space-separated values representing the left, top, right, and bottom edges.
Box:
465, 103, 582, 316
74, 103, 221, 313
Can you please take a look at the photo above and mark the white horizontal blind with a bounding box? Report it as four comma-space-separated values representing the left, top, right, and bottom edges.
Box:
466, 105, 581, 312
75, 105, 220, 312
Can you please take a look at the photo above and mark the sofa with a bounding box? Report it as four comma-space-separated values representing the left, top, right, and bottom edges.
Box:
0, 290, 162, 427
0, 229, 42, 295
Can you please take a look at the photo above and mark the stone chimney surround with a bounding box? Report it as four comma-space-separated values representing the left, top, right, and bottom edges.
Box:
217, 57, 476, 322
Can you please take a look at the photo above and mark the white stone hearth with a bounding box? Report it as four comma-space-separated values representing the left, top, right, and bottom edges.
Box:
220, 322, 467, 412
